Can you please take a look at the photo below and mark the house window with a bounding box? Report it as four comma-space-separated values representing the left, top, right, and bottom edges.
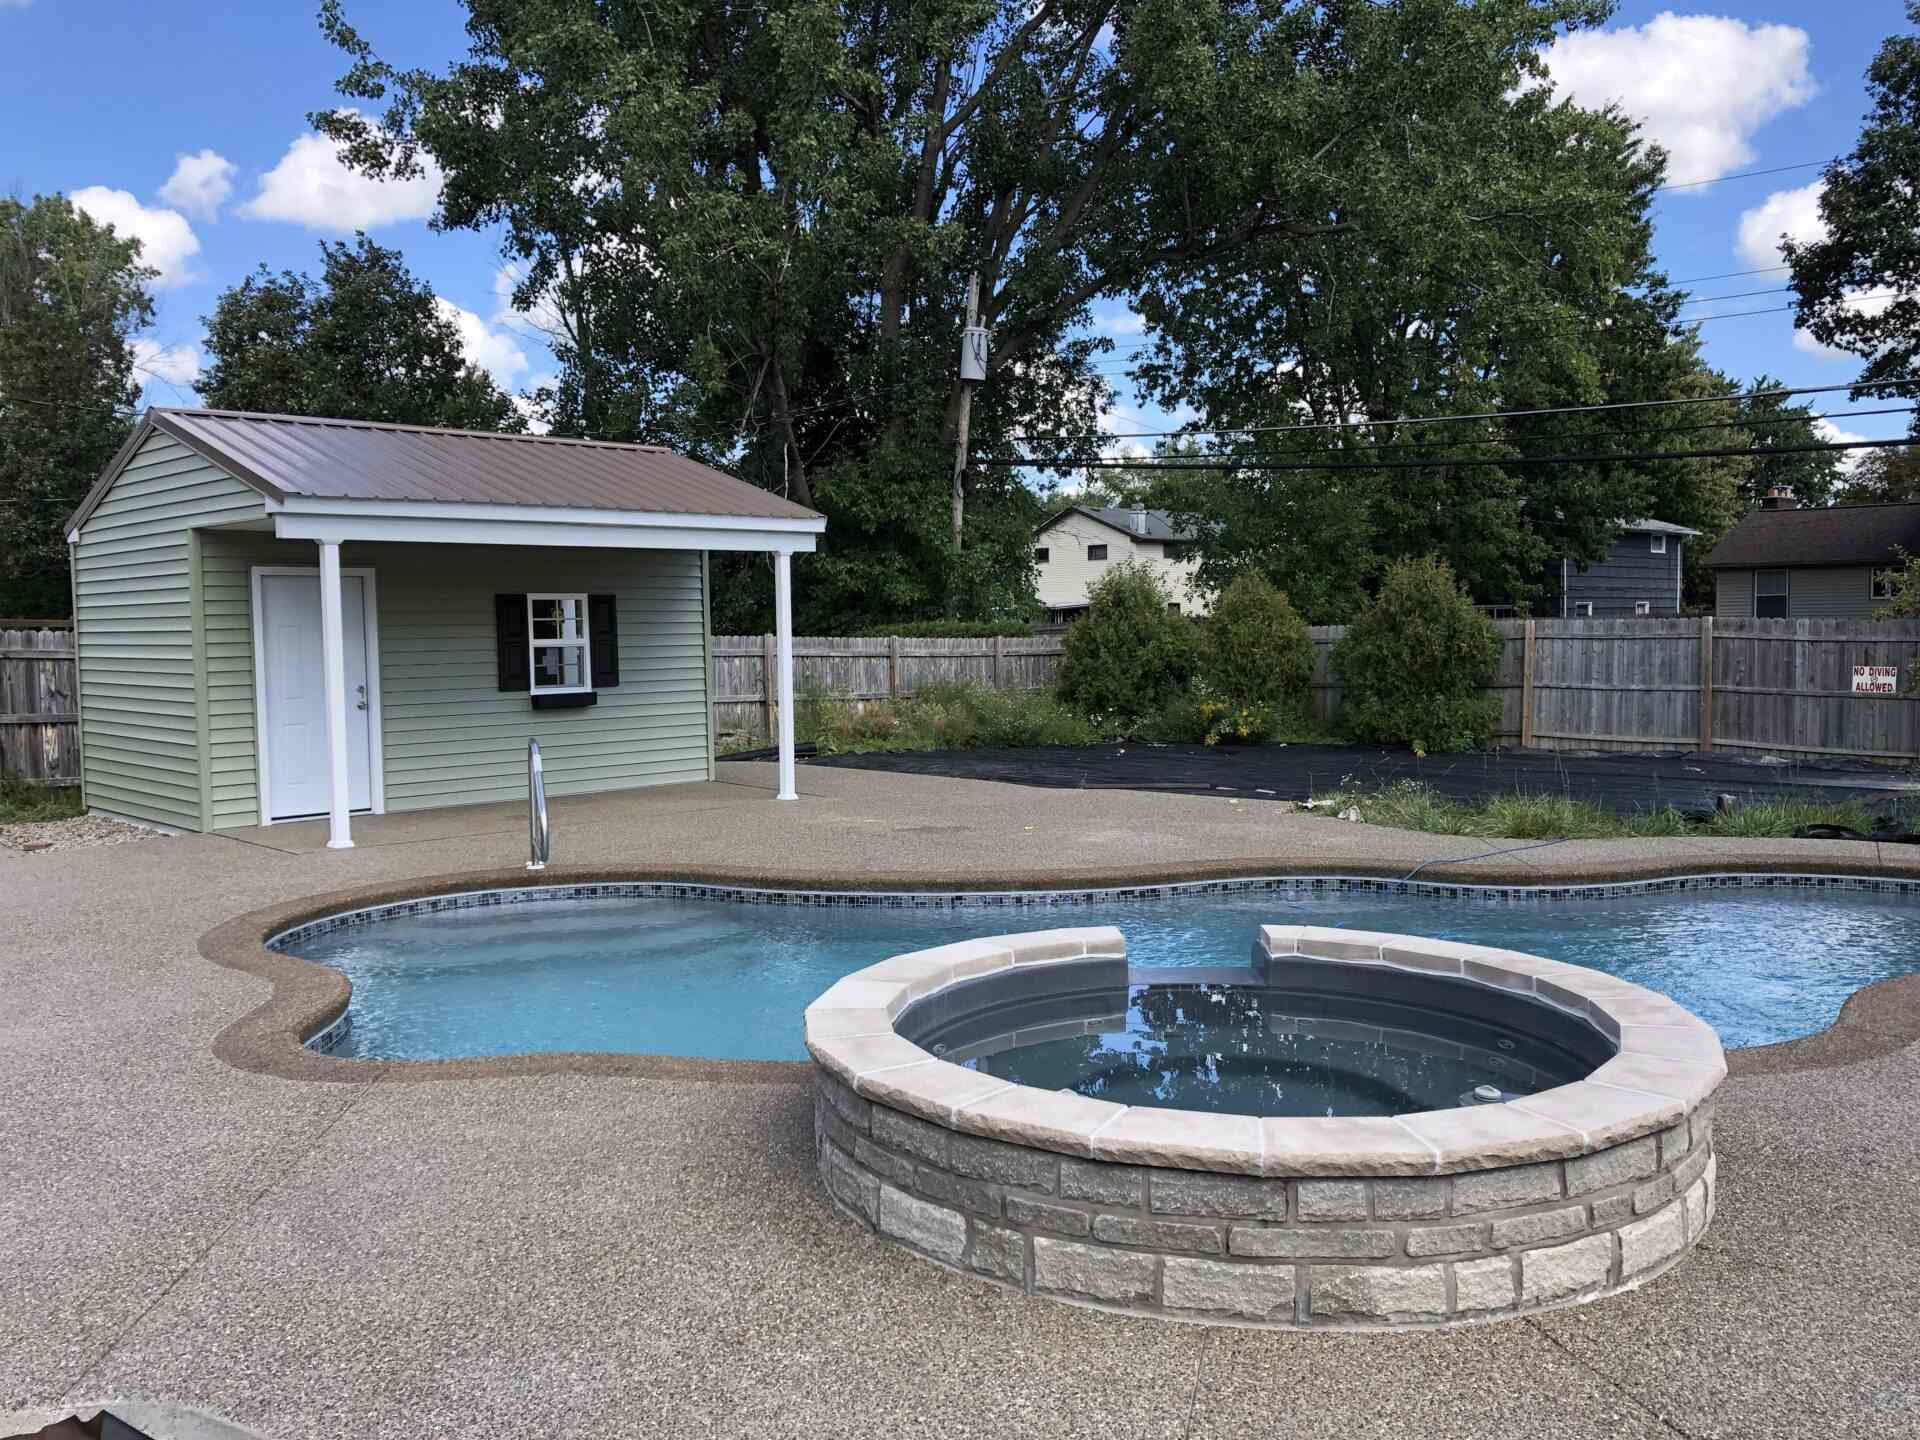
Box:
1168, 602, 1182, 614
1872, 568, 1897, 601
1755, 570, 1790, 618
1087, 544, 1108, 561
1573, 601, 1594, 617
1034, 547, 1050, 564
1634, 600, 1652, 616
1649, 534, 1667, 554
529, 594, 592, 693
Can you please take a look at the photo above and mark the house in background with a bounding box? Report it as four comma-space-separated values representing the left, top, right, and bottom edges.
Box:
1556, 519, 1699, 618
1033, 504, 1209, 623
64, 408, 824, 847
1706, 493, 1920, 619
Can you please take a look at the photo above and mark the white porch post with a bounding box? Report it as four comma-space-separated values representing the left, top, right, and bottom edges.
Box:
317, 539, 355, 848
773, 547, 798, 801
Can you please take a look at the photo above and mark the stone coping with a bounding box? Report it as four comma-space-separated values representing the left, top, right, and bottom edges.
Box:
804, 926, 1725, 1178
198, 866, 1917, 1085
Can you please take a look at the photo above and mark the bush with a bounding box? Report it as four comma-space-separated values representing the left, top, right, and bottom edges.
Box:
802, 682, 1096, 754
1331, 556, 1503, 754
1055, 562, 1200, 727
855, 620, 1033, 639
1201, 574, 1315, 718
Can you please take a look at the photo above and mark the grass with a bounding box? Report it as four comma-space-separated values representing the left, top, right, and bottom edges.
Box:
0, 775, 85, 824
1305, 779, 1901, 841
797, 682, 1099, 755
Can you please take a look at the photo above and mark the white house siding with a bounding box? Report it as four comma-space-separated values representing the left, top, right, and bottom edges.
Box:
70, 431, 266, 829
197, 533, 711, 827
1034, 512, 1209, 616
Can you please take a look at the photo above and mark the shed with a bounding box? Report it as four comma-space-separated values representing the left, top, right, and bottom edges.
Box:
1558, 519, 1699, 618
64, 408, 825, 847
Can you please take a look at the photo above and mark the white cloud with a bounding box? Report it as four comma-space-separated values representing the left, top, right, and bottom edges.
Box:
131, 337, 203, 389
435, 297, 530, 389
1816, 419, 1870, 476
1542, 14, 1816, 186
158, 149, 236, 220
491, 263, 571, 344
239, 113, 441, 231
1735, 181, 1826, 269
0, 1, 34, 9
70, 186, 200, 289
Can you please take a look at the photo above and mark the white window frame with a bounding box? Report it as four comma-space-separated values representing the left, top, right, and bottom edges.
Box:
1871, 568, 1897, 602
1649, 534, 1667, 554
528, 592, 593, 695
1087, 543, 1108, 561
1573, 600, 1595, 617
1634, 600, 1652, 616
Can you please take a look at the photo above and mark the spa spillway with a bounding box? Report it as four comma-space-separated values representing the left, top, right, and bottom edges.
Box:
805, 925, 1723, 1330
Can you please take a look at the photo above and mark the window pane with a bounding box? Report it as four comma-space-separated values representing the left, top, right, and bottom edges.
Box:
533, 643, 586, 689
531, 596, 584, 642
1755, 570, 1788, 595
1088, 544, 1107, 560
1034, 548, 1049, 563
1755, 594, 1788, 618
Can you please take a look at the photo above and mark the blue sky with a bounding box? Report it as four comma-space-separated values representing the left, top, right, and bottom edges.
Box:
2, 1, 1912, 456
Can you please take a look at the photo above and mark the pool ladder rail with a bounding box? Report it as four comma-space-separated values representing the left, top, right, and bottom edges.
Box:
527, 738, 551, 871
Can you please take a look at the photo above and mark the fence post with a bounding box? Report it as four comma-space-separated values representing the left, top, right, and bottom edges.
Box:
762, 632, 777, 741
1520, 619, 1537, 748
888, 636, 901, 698
992, 635, 1004, 688
1699, 615, 1714, 752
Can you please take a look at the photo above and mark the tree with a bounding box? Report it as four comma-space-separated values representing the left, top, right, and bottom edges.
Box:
1055, 562, 1198, 726
1841, 445, 1920, 504
312, 0, 1628, 628
197, 234, 524, 431
1786, 3, 1920, 412
0, 194, 153, 616
1331, 557, 1502, 754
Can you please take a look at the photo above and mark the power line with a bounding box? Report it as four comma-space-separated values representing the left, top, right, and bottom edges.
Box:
982, 436, 1920, 473
1018, 379, 1920, 445
1651, 159, 1830, 192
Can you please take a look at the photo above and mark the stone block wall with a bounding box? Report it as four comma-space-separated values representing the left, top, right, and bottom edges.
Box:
815, 1071, 1717, 1328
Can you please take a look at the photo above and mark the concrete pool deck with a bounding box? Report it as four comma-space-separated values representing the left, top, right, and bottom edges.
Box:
3, 764, 1918, 1438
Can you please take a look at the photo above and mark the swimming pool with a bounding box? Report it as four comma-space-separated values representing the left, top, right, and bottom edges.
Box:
276, 877, 1920, 1061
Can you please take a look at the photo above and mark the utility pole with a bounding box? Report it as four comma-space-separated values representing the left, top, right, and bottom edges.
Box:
951, 273, 986, 553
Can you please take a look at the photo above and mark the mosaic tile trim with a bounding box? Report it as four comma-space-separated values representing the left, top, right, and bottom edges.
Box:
305, 1009, 352, 1054
269, 870, 1920, 953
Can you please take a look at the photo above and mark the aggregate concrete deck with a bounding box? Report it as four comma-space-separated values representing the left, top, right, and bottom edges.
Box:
3, 765, 1917, 1439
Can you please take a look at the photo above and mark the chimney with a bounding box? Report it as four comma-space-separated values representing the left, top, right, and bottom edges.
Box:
1761, 487, 1796, 511
1129, 502, 1147, 535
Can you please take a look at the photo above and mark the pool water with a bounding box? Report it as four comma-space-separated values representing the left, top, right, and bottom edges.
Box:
932, 980, 1599, 1116
284, 885, 1920, 1062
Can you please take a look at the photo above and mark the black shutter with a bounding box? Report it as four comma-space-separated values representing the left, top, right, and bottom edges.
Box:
588, 594, 619, 688
495, 593, 530, 691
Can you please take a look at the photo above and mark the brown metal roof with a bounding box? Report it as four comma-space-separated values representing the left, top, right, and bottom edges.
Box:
73, 409, 822, 532
1705, 501, 1920, 568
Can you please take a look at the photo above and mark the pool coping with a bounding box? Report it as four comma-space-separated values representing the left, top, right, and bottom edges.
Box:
197, 862, 1920, 1087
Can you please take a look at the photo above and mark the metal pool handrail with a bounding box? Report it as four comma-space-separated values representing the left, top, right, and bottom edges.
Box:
527, 738, 550, 872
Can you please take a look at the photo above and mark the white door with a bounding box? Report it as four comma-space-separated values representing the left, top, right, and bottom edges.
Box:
258, 572, 374, 820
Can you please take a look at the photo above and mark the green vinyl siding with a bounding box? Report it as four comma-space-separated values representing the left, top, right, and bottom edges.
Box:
71, 431, 265, 829
196, 535, 712, 827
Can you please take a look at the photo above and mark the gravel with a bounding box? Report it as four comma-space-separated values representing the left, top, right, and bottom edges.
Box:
0, 813, 161, 852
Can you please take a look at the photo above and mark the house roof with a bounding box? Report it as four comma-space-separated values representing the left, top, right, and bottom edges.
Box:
1037, 505, 1196, 542
70, 408, 823, 535
1705, 502, 1920, 569
1621, 517, 1701, 538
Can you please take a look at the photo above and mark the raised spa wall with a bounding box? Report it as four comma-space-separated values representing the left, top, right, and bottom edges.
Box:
806, 925, 1724, 1330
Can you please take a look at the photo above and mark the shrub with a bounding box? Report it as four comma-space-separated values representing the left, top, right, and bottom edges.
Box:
855, 620, 1033, 639
1331, 556, 1503, 754
1055, 562, 1200, 726
804, 683, 1096, 754
1200, 573, 1315, 719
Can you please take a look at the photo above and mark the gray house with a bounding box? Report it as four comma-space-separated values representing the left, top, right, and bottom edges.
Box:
1558, 519, 1698, 618
1707, 498, 1920, 619
64, 408, 825, 847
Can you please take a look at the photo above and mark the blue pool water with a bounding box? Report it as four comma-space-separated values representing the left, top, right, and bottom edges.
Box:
283, 883, 1920, 1061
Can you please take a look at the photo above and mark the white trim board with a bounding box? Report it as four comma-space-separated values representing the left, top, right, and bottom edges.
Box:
248, 564, 387, 826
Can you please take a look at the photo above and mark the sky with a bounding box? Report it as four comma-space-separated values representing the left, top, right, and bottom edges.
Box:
1, 1, 1912, 463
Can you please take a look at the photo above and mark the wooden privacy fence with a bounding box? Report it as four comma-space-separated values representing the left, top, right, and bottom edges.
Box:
1303, 617, 1920, 763
711, 634, 1065, 740
1, 623, 80, 785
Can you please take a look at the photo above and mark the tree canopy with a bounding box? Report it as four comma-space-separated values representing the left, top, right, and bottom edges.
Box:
0, 194, 152, 617
1787, 2, 1920, 416
197, 234, 525, 431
